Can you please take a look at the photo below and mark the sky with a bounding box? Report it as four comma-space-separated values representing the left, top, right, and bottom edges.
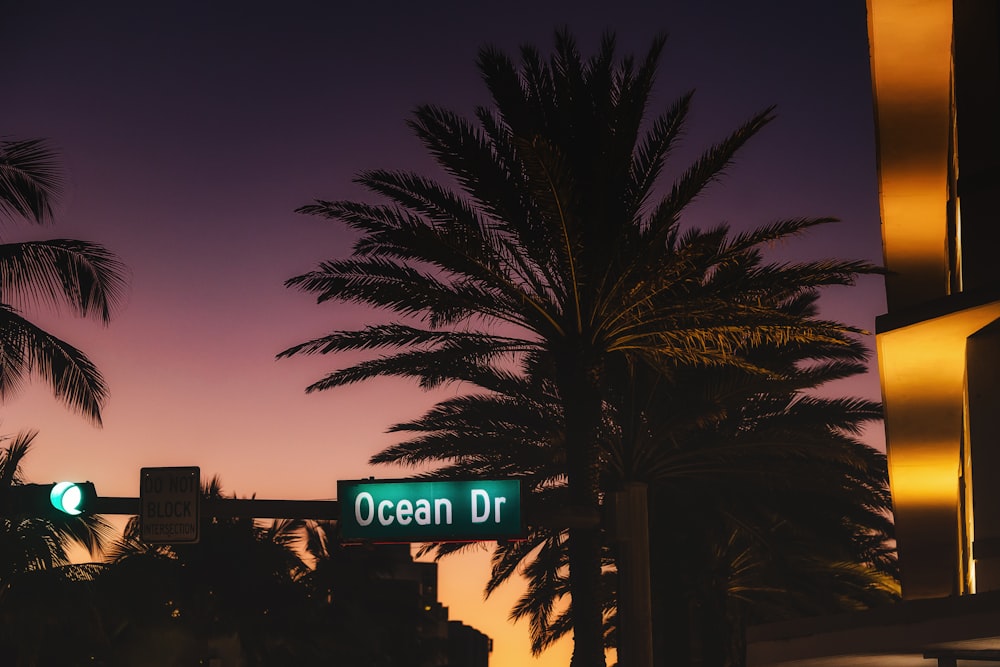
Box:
3, 1, 884, 664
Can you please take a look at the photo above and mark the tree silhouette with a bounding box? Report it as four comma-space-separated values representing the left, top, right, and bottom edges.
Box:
102, 477, 310, 665
0, 137, 127, 425
377, 292, 895, 665
282, 31, 876, 667
0, 432, 115, 665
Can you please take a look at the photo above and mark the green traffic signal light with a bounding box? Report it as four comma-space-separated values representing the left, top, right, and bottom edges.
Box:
2, 482, 97, 518
50, 481, 86, 515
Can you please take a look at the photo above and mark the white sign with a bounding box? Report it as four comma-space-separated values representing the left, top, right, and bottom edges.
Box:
140, 466, 200, 544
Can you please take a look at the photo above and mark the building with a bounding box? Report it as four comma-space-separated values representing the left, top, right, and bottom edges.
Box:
748, 1, 1000, 664
448, 621, 493, 667
335, 543, 493, 667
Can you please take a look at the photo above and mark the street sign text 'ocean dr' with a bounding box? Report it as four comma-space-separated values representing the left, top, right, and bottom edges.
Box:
337, 479, 522, 542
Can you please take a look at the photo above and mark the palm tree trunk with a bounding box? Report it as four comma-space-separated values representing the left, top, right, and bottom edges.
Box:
614, 482, 654, 667
567, 522, 605, 667
558, 348, 607, 667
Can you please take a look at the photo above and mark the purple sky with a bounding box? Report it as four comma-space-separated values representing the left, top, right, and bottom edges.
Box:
3, 2, 883, 663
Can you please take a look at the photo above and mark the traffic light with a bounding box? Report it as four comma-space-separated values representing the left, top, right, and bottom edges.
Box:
49, 481, 93, 515
3, 482, 98, 518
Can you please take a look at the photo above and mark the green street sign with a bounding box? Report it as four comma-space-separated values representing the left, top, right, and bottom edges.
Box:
337, 479, 523, 543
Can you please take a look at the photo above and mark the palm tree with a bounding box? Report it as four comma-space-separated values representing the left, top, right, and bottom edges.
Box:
633, 357, 896, 667
102, 477, 310, 665
0, 431, 115, 665
0, 431, 114, 581
281, 32, 876, 667
0, 136, 127, 425
376, 294, 896, 665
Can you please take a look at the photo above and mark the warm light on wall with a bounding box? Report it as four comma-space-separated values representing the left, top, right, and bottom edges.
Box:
888, 460, 958, 508
868, 0, 954, 310
963, 434, 976, 594
877, 297, 1000, 596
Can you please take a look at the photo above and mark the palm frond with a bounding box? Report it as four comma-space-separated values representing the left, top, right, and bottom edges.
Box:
0, 138, 63, 224
0, 239, 128, 323
0, 305, 108, 424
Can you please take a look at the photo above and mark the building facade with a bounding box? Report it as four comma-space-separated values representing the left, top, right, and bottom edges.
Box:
749, 1, 1000, 664
872, 0, 1000, 600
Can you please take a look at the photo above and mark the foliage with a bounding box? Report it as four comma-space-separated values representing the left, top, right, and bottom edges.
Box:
281, 30, 878, 667
0, 475, 459, 665
0, 137, 128, 425
0, 431, 114, 580
101, 477, 311, 665
0, 432, 115, 665
377, 292, 896, 666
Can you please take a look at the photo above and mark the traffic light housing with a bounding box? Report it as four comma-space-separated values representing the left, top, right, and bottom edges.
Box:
3, 482, 98, 518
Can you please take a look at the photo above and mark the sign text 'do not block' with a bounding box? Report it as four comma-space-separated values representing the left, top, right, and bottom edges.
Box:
140, 466, 200, 544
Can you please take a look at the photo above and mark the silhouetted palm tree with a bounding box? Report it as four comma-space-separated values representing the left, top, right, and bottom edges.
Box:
0, 431, 115, 664
633, 351, 896, 667
379, 293, 895, 665
0, 137, 127, 425
0, 431, 113, 580
102, 477, 309, 665
282, 32, 875, 667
